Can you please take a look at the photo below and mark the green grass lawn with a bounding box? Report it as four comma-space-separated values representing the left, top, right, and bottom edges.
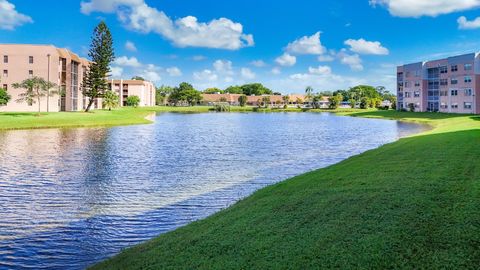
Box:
0, 106, 367, 130
90, 110, 480, 269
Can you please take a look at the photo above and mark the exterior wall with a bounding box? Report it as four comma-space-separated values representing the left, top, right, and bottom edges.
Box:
108, 79, 156, 107
397, 52, 480, 114
0, 44, 91, 112
401, 62, 423, 111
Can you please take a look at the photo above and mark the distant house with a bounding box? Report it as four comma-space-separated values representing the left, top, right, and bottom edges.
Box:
200, 93, 331, 108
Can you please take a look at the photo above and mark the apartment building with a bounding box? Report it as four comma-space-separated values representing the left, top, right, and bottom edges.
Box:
0, 44, 101, 112
108, 79, 156, 107
397, 53, 480, 114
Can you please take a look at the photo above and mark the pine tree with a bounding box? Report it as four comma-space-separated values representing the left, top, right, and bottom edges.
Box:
83, 21, 114, 112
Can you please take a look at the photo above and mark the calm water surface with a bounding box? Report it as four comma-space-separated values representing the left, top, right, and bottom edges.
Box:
0, 112, 428, 269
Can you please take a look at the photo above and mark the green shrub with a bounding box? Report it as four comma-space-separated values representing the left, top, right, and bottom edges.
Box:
408, 103, 415, 112
126, 95, 141, 107
359, 97, 369, 109
214, 103, 230, 112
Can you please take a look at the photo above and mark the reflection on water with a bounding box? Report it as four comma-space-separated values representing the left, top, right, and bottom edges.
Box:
0, 112, 428, 269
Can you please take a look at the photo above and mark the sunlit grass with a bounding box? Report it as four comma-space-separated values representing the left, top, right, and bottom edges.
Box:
91, 110, 480, 269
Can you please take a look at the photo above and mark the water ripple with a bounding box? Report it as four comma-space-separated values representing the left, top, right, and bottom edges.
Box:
0, 112, 427, 269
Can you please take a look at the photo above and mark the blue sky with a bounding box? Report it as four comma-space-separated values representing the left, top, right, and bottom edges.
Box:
2, 0, 480, 93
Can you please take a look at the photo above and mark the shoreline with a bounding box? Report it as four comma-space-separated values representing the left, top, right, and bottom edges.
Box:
90, 110, 480, 269
0, 106, 438, 131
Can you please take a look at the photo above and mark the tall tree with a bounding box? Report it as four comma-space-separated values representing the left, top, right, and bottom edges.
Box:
13, 77, 57, 114
238, 95, 247, 107
82, 21, 115, 112
305, 86, 314, 107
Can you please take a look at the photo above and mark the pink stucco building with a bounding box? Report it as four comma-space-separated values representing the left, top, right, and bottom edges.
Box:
0, 44, 102, 112
108, 79, 156, 107
397, 53, 480, 114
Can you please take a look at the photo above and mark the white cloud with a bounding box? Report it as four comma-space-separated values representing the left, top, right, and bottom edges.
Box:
213, 59, 233, 74
125, 40, 137, 52
140, 64, 161, 83
344, 38, 389, 55
271, 67, 281, 75
275, 53, 296, 67
286, 32, 326, 55
308, 65, 332, 76
250, 60, 267, 67
458, 16, 480, 29
369, 0, 480, 17
114, 56, 141, 67
284, 68, 366, 92
110, 66, 123, 77
241, 68, 256, 80
81, 0, 254, 50
192, 55, 207, 61
193, 69, 218, 81
317, 55, 335, 62
0, 0, 33, 30
166, 67, 182, 77
338, 50, 363, 71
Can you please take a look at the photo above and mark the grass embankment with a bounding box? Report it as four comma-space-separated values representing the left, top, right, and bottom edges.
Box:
92, 110, 480, 269
0, 106, 366, 130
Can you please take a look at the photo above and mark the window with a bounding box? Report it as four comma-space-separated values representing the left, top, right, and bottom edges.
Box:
452, 103, 458, 109
465, 63, 472, 71
451, 65, 458, 72
451, 78, 458, 85
2, 84, 7, 91
29, 56, 34, 64
464, 102, 473, 109
404, 81, 410, 87
415, 70, 421, 77
440, 90, 448, 96
415, 81, 420, 87
451, 90, 458, 96
440, 103, 448, 109
439, 66, 448, 74
414, 91, 420, 97
405, 92, 411, 98
464, 89, 473, 96
3, 55, 7, 63
464, 76, 472, 83
28, 70, 33, 78
2, 70, 7, 77
440, 79, 448, 86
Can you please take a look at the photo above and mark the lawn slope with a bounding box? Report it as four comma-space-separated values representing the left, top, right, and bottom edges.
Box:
92, 111, 480, 269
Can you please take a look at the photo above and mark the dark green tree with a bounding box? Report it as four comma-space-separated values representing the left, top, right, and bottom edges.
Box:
240, 83, 273, 96
225, 85, 243, 94
156, 85, 173, 105
0, 87, 11, 106
238, 95, 247, 107
169, 82, 202, 106
82, 21, 115, 112
131, 76, 145, 81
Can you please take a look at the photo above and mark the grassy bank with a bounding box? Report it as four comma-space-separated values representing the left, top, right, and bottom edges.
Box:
92, 111, 480, 269
0, 106, 367, 130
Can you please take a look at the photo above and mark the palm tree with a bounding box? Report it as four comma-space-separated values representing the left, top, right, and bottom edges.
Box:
262, 96, 271, 108
282, 95, 290, 106
13, 77, 57, 115
305, 86, 314, 107
102, 90, 119, 111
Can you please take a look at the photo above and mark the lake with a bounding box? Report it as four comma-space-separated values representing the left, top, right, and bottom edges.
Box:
0, 112, 428, 269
